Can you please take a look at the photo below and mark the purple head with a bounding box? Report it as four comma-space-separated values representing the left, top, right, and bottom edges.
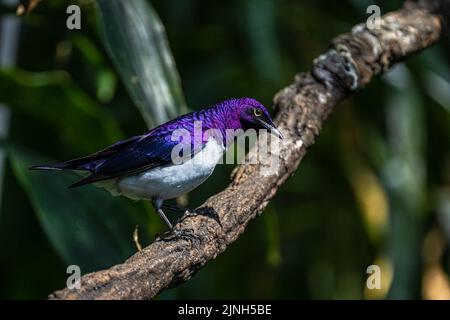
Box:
219, 97, 283, 139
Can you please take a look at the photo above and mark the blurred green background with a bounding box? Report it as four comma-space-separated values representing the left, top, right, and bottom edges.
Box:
1, 0, 450, 299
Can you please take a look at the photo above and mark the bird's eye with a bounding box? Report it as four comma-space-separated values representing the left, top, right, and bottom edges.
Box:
253, 108, 263, 117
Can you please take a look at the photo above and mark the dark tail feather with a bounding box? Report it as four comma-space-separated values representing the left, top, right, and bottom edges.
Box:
29, 163, 106, 188
31, 135, 142, 173
30, 157, 102, 172
31, 159, 112, 188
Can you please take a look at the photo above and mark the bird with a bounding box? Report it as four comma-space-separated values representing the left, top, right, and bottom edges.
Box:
30, 97, 283, 233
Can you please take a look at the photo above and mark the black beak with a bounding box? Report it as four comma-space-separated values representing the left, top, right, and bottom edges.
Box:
256, 118, 283, 140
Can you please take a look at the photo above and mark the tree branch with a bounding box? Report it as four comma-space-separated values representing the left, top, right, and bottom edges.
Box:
49, 0, 449, 299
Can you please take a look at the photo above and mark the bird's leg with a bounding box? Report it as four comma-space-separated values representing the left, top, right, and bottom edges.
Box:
152, 198, 174, 230
152, 198, 201, 243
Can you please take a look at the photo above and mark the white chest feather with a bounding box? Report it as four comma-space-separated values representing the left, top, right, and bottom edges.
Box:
100, 138, 225, 200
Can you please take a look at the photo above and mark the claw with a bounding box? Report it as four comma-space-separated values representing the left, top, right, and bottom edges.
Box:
157, 227, 202, 245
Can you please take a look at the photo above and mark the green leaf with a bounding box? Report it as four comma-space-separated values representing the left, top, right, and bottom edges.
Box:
9, 146, 151, 272
243, 0, 282, 84
70, 35, 118, 103
263, 203, 282, 267
0, 105, 10, 220
0, 68, 123, 153
382, 64, 426, 299
95, 0, 187, 128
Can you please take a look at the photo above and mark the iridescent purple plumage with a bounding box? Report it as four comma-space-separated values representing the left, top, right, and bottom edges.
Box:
30, 97, 282, 230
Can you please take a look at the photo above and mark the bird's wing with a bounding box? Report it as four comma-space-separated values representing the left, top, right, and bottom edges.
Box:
65, 134, 144, 170
70, 125, 200, 188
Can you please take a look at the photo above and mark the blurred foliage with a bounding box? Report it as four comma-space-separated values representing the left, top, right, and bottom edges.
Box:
9, 145, 152, 272
0, 0, 450, 300
96, 0, 187, 127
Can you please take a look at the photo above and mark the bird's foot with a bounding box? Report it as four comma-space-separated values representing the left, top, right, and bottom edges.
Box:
157, 227, 202, 245
173, 228, 201, 242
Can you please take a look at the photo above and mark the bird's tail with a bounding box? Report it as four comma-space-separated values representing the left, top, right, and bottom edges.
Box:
29, 156, 98, 171
29, 161, 100, 188
29, 153, 104, 172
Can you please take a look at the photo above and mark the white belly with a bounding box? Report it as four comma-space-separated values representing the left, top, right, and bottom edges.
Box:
98, 139, 225, 200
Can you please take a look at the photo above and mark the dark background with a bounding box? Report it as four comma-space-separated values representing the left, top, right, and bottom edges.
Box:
0, 0, 450, 299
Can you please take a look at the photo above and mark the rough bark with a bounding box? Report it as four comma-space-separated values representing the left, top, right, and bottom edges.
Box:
50, 0, 449, 300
